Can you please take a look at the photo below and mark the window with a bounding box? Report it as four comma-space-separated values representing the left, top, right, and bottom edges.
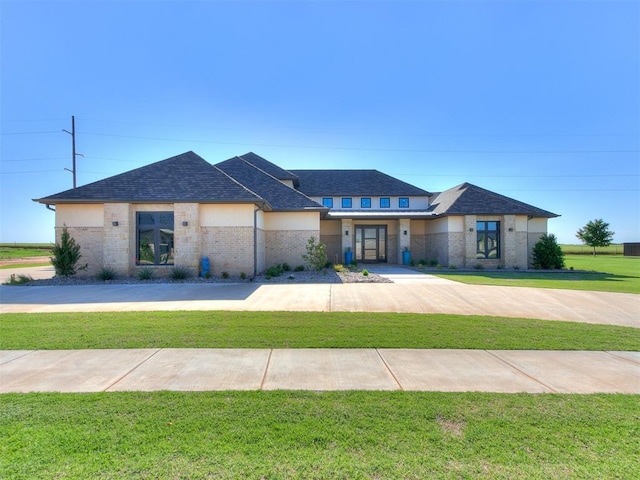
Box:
399, 197, 409, 208
322, 197, 333, 208
361, 197, 371, 208
137, 212, 175, 265
476, 221, 500, 259
380, 197, 390, 208
342, 197, 352, 208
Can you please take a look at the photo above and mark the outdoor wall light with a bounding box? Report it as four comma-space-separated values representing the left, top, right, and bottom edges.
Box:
345, 230, 349, 236
182, 221, 189, 226
469, 227, 474, 232
508, 227, 514, 232
112, 221, 119, 227
403, 230, 407, 235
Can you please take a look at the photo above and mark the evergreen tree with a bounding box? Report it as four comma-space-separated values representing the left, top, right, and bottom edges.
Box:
51, 226, 87, 276
532, 233, 565, 270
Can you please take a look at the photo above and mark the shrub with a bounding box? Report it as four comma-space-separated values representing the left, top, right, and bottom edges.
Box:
3, 274, 33, 285
96, 267, 116, 281
474, 263, 484, 270
362, 269, 369, 276
532, 233, 565, 269
302, 236, 328, 271
333, 264, 344, 272
266, 265, 284, 278
428, 259, 438, 267
240, 272, 247, 280
221, 271, 229, 279
51, 226, 87, 277
294, 265, 305, 272
137, 268, 154, 280
282, 263, 291, 272
171, 266, 191, 280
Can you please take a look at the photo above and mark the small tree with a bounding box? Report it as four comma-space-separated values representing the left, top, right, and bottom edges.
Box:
302, 236, 328, 271
576, 218, 615, 255
532, 233, 565, 270
51, 226, 87, 276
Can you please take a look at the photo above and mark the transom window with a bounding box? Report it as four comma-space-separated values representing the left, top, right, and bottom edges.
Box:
361, 197, 371, 208
476, 221, 500, 259
380, 197, 390, 208
137, 212, 174, 265
341, 197, 352, 208
322, 197, 333, 208
399, 197, 409, 208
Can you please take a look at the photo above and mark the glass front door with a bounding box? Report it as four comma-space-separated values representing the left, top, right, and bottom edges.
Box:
355, 225, 387, 263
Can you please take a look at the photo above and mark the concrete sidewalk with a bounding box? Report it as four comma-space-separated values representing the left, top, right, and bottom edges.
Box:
1, 281, 638, 327
1, 348, 638, 394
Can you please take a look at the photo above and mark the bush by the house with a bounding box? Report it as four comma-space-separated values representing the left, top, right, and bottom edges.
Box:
51, 226, 87, 277
170, 266, 191, 280
302, 236, 328, 271
532, 233, 565, 270
96, 267, 117, 281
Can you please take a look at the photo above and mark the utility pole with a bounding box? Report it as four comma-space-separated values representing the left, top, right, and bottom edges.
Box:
63, 115, 83, 188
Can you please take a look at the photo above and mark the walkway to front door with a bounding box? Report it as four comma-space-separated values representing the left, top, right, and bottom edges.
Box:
355, 225, 387, 263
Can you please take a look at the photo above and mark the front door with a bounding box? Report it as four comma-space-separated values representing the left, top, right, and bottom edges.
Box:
355, 225, 387, 263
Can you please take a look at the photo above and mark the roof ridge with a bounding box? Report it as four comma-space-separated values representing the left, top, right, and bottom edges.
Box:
211, 163, 270, 208
236, 156, 324, 208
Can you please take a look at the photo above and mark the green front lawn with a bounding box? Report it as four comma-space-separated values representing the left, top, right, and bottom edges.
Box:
2, 391, 637, 479
2, 311, 638, 351
435, 254, 640, 294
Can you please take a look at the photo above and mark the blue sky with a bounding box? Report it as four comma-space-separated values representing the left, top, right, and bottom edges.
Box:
1, 0, 638, 244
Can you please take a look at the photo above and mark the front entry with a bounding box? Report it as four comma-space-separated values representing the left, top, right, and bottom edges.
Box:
355, 225, 387, 263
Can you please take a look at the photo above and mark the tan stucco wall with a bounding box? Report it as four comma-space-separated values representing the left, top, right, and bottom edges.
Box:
56, 204, 104, 227
199, 204, 255, 227
263, 211, 319, 231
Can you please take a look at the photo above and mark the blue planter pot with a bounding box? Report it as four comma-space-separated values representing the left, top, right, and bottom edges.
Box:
402, 250, 411, 265
345, 251, 353, 265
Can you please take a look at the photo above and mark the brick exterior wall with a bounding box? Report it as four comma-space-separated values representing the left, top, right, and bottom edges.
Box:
103, 203, 131, 275
174, 203, 200, 274
201, 226, 255, 277
265, 230, 320, 269
55, 226, 104, 276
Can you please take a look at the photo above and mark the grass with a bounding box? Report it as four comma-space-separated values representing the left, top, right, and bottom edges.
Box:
0, 244, 52, 260
435, 254, 640, 294
1, 311, 638, 351
560, 243, 624, 255
1, 391, 638, 479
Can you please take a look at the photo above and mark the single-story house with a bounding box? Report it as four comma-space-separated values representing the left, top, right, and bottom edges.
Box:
34, 151, 558, 276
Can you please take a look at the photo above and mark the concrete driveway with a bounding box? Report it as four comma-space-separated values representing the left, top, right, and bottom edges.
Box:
1, 280, 638, 327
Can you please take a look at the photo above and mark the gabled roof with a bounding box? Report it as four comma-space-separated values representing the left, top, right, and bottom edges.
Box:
238, 152, 299, 186
289, 169, 431, 197
216, 156, 326, 211
429, 183, 558, 218
34, 151, 264, 205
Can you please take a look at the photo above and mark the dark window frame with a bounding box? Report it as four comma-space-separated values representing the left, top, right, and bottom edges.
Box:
399, 197, 410, 208
136, 211, 175, 265
341, 197, 352, 208
361, 197, 372, 208
379, 197, 390, 208
476, 221, 500, 259
322, 197, 334, 208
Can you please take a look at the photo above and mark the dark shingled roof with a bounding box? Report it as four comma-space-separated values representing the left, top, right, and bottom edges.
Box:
429, 183, 558, 217
238, 152, 299, 185
289, 169, 431, 197
216, 156, 325, 211
34, 151, 264, 205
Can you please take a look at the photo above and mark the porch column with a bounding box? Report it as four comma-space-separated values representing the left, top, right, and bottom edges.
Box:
398, 218, 411, 264
341, 218, 353, 255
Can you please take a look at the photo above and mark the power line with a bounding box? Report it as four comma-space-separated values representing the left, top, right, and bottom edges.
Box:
80, 132, 639, 154
0, 131, 60, 135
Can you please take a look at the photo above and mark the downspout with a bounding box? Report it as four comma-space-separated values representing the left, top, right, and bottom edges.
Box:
253, 204, 264, 278
46, 204, 55, 212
